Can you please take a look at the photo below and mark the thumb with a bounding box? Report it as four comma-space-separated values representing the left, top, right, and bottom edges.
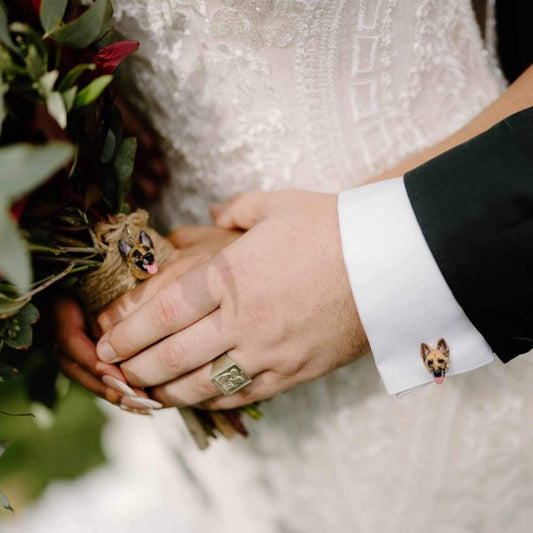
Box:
210, 191, 271, 230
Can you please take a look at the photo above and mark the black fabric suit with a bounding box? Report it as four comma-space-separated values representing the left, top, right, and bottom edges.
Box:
404, 106, 533, 363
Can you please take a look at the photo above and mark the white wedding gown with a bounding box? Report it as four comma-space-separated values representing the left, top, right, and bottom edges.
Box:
5, 2, 533, 533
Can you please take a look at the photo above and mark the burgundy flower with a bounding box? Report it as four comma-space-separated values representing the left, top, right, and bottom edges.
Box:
10, 196, 29, 222
94, 41, 140, 75
31, 0, 41, 12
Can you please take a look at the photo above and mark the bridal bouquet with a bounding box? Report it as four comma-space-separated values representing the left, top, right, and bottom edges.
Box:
0, 0, 255, 510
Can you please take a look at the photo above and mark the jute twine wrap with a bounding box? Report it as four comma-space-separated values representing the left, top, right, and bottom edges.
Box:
77, 209, 174, 316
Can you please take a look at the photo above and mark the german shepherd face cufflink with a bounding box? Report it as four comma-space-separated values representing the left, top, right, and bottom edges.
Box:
420, 338, 450, 384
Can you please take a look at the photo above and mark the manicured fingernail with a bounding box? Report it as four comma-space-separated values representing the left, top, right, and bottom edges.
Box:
119, 405, 152, 416
120, 396, 163, 410
102, 375, 137, 397
97, 342, 116, 362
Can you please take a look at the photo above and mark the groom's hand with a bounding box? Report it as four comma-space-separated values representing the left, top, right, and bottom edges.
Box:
96, 190, 369, 410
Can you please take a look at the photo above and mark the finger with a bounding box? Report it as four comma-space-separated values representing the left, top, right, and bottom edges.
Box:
56, 352, 122, 404
54, 298, 124, 381
168, 226, 224, 248
120, 309, 233, 387
96, 261, 223, 363
202, 372, 288, 410
210, 192, 271, 230
97, 251, 188, 333
151, 350, 266, 407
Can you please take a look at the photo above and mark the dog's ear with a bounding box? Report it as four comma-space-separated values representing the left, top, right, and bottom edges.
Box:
139, 230, 154, 248
420, 343, 431, 360
119, 239, 133, 258
437, 338, 449, 357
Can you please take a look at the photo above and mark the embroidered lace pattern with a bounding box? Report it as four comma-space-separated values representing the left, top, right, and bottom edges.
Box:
108, 3, 533, 533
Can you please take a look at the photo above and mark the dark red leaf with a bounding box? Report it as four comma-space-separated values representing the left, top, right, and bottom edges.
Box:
94, 41, 140, 75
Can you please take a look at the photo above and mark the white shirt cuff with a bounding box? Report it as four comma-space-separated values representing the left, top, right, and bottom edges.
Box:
337, 177, 494, 396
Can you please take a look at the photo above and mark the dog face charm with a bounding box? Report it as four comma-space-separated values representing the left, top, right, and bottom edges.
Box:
119, 230, 159, 281
420, 338, 450, 384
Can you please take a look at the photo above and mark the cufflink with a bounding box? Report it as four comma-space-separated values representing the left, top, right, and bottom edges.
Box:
420, 338, 450, 384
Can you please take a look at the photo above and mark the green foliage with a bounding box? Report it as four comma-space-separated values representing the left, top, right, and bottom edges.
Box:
0, 379, 107, 510
0, 143, 73, 291
72, 74, 112, 109
40, 0, 69, 33
0, 303, 39, 350
57, 63, 95, 92
113, 137, 137, 211
0, 1, 19, 56
48, 0, 113, 49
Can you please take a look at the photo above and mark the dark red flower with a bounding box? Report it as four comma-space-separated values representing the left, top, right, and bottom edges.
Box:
31, 0, 41, 12
10, 196, 29, 222
94, 41, 140, 75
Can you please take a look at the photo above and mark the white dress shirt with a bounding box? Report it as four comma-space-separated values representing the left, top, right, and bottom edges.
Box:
337, 177, 494, 396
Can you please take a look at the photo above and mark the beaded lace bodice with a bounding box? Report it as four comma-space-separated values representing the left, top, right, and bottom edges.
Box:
108, 2, 533, 533
113, 0, 503, 229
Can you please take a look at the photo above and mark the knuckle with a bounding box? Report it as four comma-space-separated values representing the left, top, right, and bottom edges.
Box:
158, 340, 188, 372
195, 376, 218, 399
155, 292, 180, 330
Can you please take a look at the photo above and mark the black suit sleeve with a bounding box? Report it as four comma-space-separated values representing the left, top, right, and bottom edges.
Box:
404, 106, 533, 363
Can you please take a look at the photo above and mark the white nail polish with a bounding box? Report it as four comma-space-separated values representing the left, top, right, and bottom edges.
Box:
102, 375, 137, 397
119, 405, 152, 416
121, 396, 163, 410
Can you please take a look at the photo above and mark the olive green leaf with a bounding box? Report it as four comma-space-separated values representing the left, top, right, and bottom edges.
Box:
48, 0, 113, 49
113, 137, 137, 211
40, 0, 68, 33
72, 74, 112, 109
0, 293, 28, 319
57, 63, 95, 92
62, 85, 77, 112
25, 44, 46, 81
0, 1, 19, 56
0, 142, 73, 199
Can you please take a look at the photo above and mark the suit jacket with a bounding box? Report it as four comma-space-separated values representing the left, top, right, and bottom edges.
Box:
404, 105, 533, 363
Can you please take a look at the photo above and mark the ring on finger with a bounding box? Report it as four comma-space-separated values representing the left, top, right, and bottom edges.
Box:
210, 352, 252, 396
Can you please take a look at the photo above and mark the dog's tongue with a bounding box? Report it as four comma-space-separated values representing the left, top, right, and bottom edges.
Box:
145, 262, 158, 275
434, 375, 445, 385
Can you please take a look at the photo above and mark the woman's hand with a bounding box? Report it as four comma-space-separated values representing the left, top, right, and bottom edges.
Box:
54, 226, 242, 412
95, 190, 369, 410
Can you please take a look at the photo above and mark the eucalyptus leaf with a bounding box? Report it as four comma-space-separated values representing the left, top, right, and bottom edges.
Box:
3, 302, 38, 350
0, 489, 13, 513
40, 0, 68, 33
46, 91, 67, 128
72, 75, 112, 109
62, 85, 77, 112
0, 198, 31, 291
48, 0, 113, 49
57, 63, 95, 92
0, 142, 73, 200
100, 127, 115, 164
0, 293, 28, 319
0, 1, 19, 56
113, 137, 137, 211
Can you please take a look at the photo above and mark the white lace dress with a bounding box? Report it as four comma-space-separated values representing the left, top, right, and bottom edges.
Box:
7, 2, 533, 533
109, 1, 533, 532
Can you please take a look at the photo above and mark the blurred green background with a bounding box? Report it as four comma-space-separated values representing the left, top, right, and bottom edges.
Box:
0, 375, 106, 516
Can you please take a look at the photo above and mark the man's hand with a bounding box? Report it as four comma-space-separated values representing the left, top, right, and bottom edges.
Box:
96, 190, 369, 410
54, 226, 241, 411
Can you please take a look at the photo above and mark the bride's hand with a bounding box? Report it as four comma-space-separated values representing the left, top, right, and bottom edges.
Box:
54, 226, 242, 410
94, 190, 369, 410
